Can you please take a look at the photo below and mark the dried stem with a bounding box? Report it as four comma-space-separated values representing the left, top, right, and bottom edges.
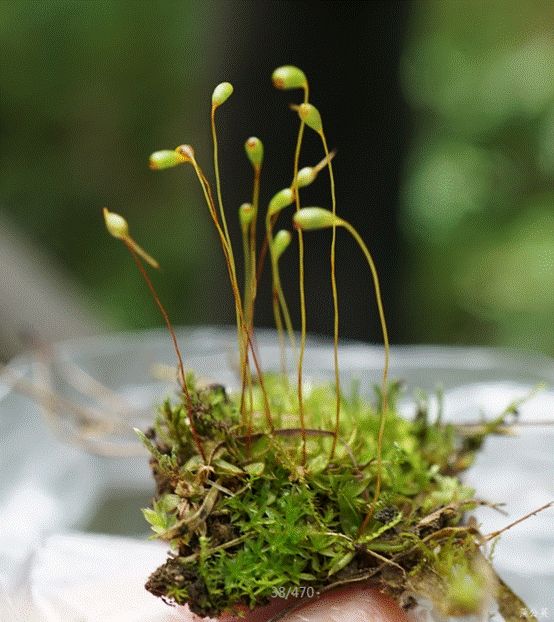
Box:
482, 501, 553, 543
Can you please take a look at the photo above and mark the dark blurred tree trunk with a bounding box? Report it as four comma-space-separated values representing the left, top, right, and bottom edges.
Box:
211, 0, 410, 343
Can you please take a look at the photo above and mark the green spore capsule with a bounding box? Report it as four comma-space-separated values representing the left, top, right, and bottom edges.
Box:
174, 144, 195, 162
298, 103, 323, 134
244, 136, 264, 170
296, 166, 316, 188
103, 207, 129, 239
295, 151, 337, 188
272, 65, 307, 90
149, 150, 186, 170
293, 207, 338, 230
239, 202, 255, 229
212, 82, 234, 107
272, 229, 292, 260
102, 207, 159, 269
268, 188, 294, 216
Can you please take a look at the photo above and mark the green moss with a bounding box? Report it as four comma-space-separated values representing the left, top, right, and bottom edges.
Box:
139, 375, 502, 618
104, 66, 540, 622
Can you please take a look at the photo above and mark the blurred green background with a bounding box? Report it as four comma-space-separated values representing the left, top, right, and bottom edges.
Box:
1, 0, 552, 360
401, 0, 554, 355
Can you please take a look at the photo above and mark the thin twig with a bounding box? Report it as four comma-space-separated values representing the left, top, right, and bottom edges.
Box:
482, 501, 554, 542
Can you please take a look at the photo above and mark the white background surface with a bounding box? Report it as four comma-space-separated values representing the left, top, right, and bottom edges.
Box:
1, 329, 552, 621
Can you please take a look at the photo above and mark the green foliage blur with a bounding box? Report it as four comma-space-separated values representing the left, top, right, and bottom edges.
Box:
1, 0, 229, 330
401, 0, 554, 354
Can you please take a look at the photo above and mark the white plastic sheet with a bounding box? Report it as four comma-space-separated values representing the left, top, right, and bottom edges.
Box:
1, 329, 553, 621
2, 533, 190, 622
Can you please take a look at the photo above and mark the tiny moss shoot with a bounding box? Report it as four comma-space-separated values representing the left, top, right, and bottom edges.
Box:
102, 68, 548, 622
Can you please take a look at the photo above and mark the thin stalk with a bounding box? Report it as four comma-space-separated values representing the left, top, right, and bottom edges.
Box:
192, 159, 245, 364
239, 222, 255, 436
240, 166, 261, 426
276, 273, 296, 355
338, 220, 389, 532
190, 159, 271, 431
241, 222, 251, 319
255, 230, 270, 289
293, 83, 309, 465
253, 152, 336, 304
211, 106, 249, 411
123, 239, 206, 462
273, 287, 286, 375
245, 242, 257, 439
265, 212, 286, 371
246, 360, 254, 454
238, 347, 255, 449
192, 164, 272, 434
312, 149, 337, 176
125, 238, 160, 269
210, 106, 235, 274
248, 167, 261, 327
265, 211, 297, 368
246, 329, 274, 433
319, 130, 341, 461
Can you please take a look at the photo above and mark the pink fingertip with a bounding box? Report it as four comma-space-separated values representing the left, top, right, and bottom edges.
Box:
218, 586, 410, 622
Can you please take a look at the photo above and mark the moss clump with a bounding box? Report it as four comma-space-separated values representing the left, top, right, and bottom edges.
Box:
102, 66, 540, 622
138, 375, 513, 619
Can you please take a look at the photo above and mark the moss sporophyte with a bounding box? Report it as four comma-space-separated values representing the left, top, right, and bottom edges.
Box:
103, 67, 551, 620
